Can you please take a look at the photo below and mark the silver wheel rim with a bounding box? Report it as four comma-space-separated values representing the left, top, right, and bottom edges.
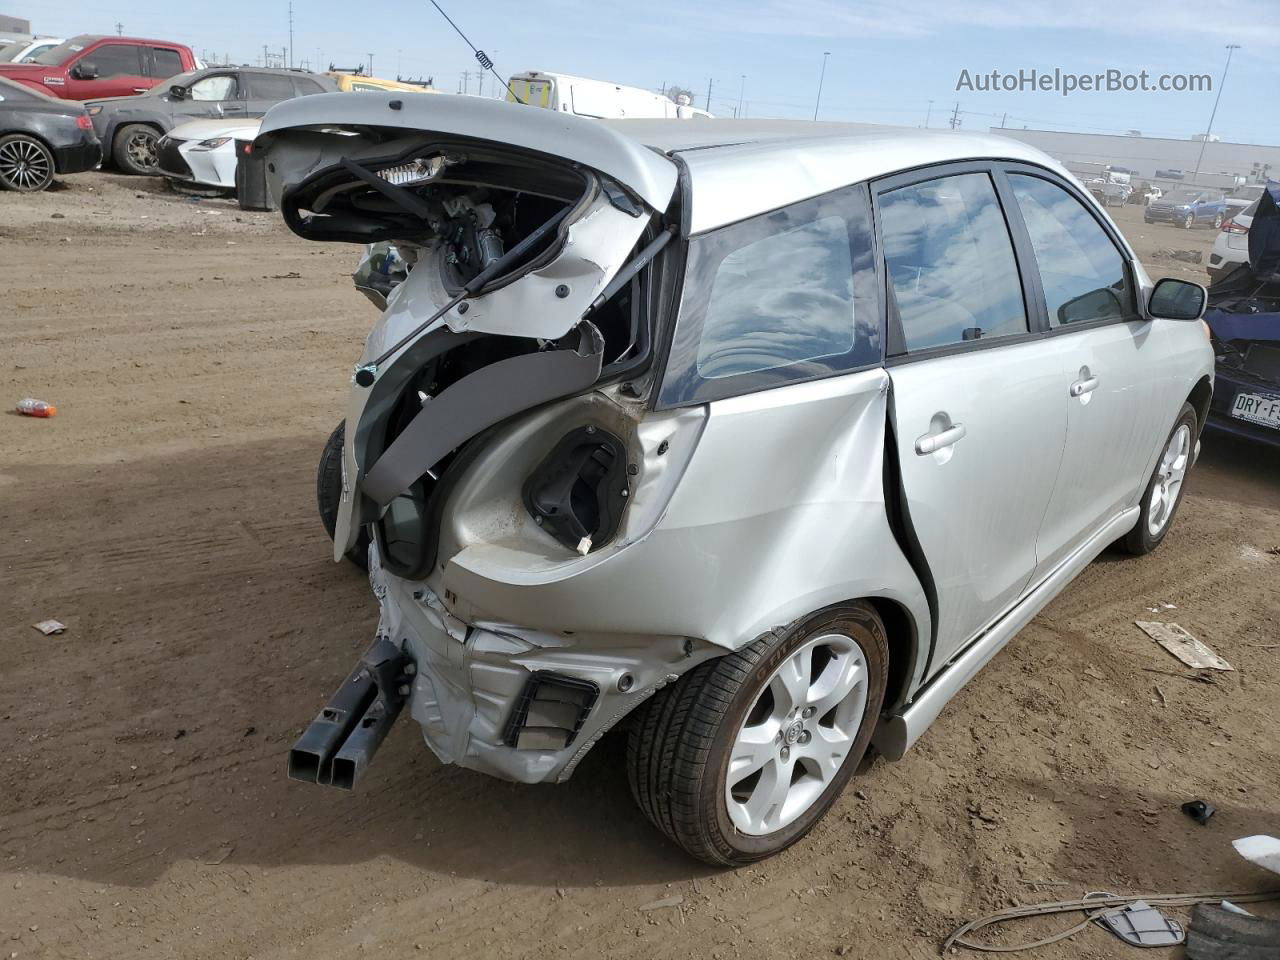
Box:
1147, 423, 1191, 537
725, 632, 868, 836
0, 138, 51, 190
127, 132, 157, 169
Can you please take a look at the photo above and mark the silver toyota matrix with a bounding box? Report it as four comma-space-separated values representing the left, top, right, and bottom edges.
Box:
261, 93, 1214, 865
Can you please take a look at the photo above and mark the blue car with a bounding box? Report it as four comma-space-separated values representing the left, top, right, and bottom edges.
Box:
1204, 183, 1280, 447
1145, 187, 1227, 229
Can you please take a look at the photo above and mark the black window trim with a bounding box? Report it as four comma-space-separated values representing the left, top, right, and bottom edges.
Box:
872, 160, 1043, 366
995, 161, 1143, 337
653, 180, 886, 410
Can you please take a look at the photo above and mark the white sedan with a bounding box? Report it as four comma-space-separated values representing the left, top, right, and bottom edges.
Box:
155, 117, 262, 190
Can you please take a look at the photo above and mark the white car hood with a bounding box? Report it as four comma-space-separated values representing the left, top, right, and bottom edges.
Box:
168, 117, 263, 142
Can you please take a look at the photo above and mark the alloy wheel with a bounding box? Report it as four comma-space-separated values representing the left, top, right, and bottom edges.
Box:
127, 132, 158, 170
1147, 423, 1191, 537
1183, 213, 1195, 228
0, 137, 53, 191
725, 633, 868, 836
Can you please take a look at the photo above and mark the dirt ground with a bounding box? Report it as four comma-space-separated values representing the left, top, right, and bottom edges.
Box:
1, 174, 1278, 960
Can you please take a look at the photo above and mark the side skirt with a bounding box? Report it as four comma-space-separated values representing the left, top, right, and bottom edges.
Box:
872, 505, 1141, 760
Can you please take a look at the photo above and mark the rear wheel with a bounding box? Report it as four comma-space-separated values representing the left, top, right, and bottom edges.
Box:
0, 134, 54, 192
113, 124, 161, 175
627, 603, 887, 865
1212, 212, 1224, 229
1120, 402, 1197, 555
318, 421, 370, 569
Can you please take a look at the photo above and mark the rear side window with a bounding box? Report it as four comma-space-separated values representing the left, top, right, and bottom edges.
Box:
659, 185, 881, 407
190, 74, 237, 101
87, 44, 143, 78
293, 77, 326, 95
245, 74, 296, 100
880, 172, 1028, 352
1008, 174, 1135, 326
150, 47, 184, 79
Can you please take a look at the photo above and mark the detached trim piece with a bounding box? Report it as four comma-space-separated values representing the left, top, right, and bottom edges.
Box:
362, 324, 606, 507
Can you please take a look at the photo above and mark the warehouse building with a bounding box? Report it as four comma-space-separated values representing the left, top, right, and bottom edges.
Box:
988, 127, 1278, 188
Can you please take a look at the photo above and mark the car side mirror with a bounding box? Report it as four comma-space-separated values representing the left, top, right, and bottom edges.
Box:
1148, 278, 1206, 321
73, 60, 99, 80
169, 84, 186, 100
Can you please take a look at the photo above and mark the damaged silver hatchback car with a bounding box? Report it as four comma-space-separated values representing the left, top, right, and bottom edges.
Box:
260, 93, 1215, 865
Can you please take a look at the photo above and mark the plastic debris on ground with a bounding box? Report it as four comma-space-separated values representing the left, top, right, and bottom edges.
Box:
1182, 800, 1217, 825
32, 620, 66, 635
16, 397, 57, 418
1096, 900, 1184, 947
1135, 621, 1233, 671
1234, 836, 1280, 876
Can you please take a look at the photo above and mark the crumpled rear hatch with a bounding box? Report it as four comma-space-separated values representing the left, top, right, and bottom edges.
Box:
253, 93, 681, 562
1207, 181, 1280, 386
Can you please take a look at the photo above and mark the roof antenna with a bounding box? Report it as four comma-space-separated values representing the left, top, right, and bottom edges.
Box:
426, 0, 526, 104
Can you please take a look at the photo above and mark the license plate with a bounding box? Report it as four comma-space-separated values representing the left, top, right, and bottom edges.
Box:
1231, 391, 1280, 429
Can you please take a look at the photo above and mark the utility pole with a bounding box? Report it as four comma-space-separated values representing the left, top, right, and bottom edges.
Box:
1193, 43, 1241, 179
1000, 112, 1007, 128
813, 51, 830, 120
925, 99, 933, 128
949, 102, 961, 129
367, 53, 374, 76
737, 74, 746, 118
478, 71, 485, 97
114, 21, 123, 36
705, 77, 713, 112
287, 0, 294, 68
262, 44, 269, 68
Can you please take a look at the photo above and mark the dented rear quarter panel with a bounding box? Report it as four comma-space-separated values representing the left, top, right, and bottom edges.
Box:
437, 369, 930, 683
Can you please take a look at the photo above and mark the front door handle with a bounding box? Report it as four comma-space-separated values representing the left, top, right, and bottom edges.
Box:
915, 422, 967, 455
132, 87, 148, 93
1070, 375, 1100, 398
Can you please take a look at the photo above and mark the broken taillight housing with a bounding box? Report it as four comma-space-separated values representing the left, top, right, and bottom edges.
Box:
523, 426, 629, 555
377, 155, 451, 187
1221, 218, 1249, 234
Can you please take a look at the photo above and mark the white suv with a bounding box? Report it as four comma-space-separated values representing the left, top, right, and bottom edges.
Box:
258, 95, 1214, 864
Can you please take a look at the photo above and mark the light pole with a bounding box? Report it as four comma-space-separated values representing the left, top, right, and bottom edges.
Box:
813, 51, 830, 121
738, 74, 746, 118
1192, 43, 1240, 179
925, 99, 934, 128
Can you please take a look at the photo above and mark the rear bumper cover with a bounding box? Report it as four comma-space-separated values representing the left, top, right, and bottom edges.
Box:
1205, 366, 1280, 447
368, 544, 711, 784
53, 136, 102, 174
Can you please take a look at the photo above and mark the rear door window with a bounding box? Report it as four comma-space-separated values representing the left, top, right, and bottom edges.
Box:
149, 47, 184, 79
879, 171, 1028, 352
292, 77, 326, 96
659, 185, 881, 406
1007, 173, 1135, 327
245, 73, 296, 100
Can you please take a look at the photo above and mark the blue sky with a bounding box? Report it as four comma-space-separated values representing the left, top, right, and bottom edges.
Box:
24, 0, 1280, 144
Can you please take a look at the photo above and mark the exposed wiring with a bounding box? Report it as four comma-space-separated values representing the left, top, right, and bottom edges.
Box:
425, 0, 525, 104
943, 888, 1280, 954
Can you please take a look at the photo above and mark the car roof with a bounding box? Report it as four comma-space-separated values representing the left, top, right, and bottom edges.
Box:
597, 119, 1068, 233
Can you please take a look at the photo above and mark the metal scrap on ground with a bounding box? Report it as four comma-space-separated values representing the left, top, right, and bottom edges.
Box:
1135, 621, 1233, 671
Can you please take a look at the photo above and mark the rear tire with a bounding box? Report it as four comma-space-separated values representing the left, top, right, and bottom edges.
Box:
0, 134, 55, 192
1120, 402, 1198, 555
627, 603, 888, 865
113, 124, 161, 176
317, 421, 370, 569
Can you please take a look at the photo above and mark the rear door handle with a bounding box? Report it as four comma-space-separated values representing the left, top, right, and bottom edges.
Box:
132, 87, 148, 93
915, 422, 966, 455
1070, 376, 1099, 398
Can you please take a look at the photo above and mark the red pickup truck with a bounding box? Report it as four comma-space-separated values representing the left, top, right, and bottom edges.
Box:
0, 34, 199, 100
